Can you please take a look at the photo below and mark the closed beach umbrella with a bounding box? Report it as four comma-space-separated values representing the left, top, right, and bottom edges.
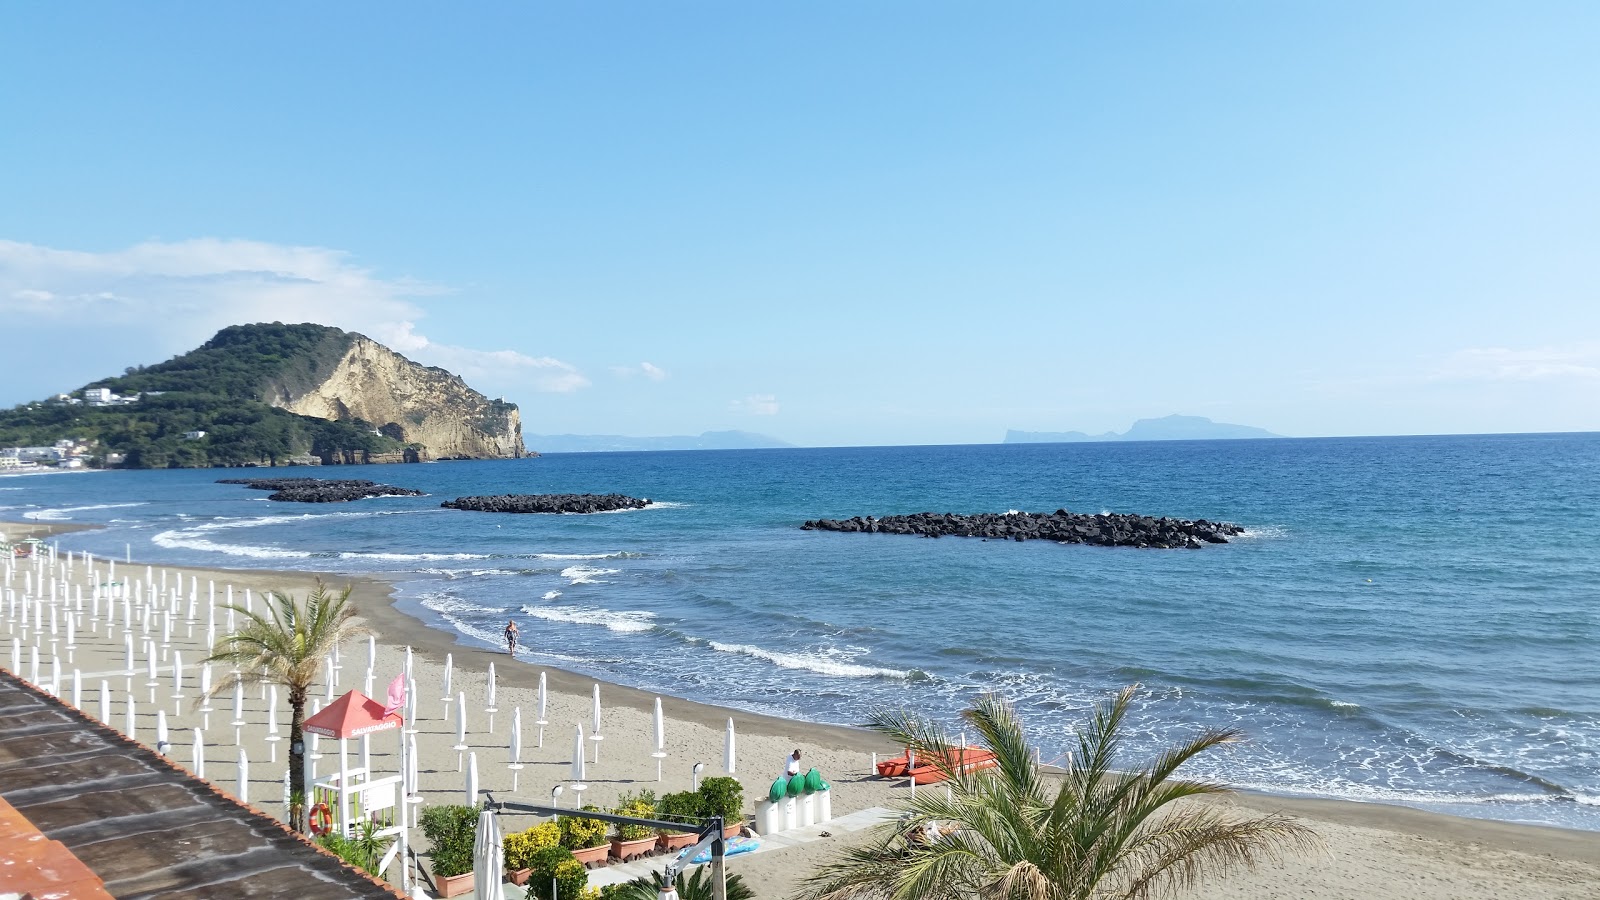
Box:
98, 680, 111, 723
590, 684, 603, 762
466, 750, 479, 804
366, 634, 376, 673
454, 691, 468, 770
71, 668, 81, 710
324, 654, 335, 700
652, 697, 667, 782
535, 671, 548, 747
192, 729, 205, 779
485, 662, 497, 733
405, 676, 419, 734
508, 706, 524, 791
406, 734, 420, 800
125, 693, 137, 739
171, 651, 185, 714
472, 807, 505, 900
441, 653, 454, 717
571, 724, 587, 783
156, 709, 170, 755
231, 680, 246, 745
237, 748, 249, 803
199, 665, 213, 729
266, 684, 281, 762
724, 718, 736, 774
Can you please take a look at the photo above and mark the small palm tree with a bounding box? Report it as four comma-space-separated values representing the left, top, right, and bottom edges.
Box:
203, 583, 370, 830
803, 687, 1317, 900
610, 868, 755, 900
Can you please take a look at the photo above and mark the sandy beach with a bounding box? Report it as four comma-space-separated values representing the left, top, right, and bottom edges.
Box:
4, 519, 1598, 899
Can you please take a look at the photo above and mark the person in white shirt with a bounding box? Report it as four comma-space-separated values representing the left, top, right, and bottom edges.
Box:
785, 749, 802, 777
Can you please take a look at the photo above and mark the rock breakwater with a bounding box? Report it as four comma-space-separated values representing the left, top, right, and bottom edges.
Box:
801, 510, 1244, 549
217, 477, 425, 503
441, 493, 651, 514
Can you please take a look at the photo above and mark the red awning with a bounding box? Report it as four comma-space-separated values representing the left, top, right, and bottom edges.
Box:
302, 690, 402, 740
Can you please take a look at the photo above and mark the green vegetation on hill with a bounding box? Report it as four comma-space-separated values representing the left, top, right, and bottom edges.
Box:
0, 323, 405, 468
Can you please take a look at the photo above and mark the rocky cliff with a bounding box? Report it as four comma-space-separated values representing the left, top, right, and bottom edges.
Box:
266, 333, 525, 460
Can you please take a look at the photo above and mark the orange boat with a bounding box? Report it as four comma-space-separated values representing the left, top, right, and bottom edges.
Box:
876, 747, 999, 784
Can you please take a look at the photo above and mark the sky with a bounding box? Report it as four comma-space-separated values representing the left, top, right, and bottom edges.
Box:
1, 2, 1597, 447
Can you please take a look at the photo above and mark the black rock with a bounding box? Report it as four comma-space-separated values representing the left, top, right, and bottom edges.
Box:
441, 493, 651, 514
217, 477, 425, 503
800, 509, 1244, 549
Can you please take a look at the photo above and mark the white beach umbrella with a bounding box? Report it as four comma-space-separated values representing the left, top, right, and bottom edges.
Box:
231, 680, 246, 745
70, 668, 81, 710
406, 734, 421, 802
466, 750, 479, 804
265, 684, 281, 763
441, 653, 454, 718
193, 729, 205, 780
64, 613, 75, 663
724, 718, 736, 774
48, 656, 60, 697
156, 710, 170, 756
171, 651, 185, 715
237, 748, 249, 803
570, 724, 588, 799
98, 680, 111, 724
485, 662, 498, 733
508, 706, 524, 791
535, 671, 548, 748
652, 697, 668, 782
145, 641, 159, 703
198, 665, 214, 730
125, 693, 136, 740
324, 654, 335, 701
405, 676, 419, 734
472, 807, 506, 900
454, 690, 469, 771
589, 683, 604, 763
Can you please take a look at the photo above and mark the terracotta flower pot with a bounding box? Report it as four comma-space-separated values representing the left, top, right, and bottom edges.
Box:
723, 823, 743, 840
657, 832, 696, 852
610, 835, 657, 861
508, 868, 533, 887
436, 871, 474, 898
572, 844, 610, 868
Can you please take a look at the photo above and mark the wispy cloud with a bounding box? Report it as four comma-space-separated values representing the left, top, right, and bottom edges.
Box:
1431, 343, 1600, 382
730, 394, 779, 416
0, 238, 588, 394
610, 361, 669, 382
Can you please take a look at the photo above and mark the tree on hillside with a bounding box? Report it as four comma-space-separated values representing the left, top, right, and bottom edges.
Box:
801, 688, 1317, 900
202, 584, 370, 831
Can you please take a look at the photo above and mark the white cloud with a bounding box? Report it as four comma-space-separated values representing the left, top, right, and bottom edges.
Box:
730, 394, 780, 416
1432, 343, 1600, 382
0, 238, 588, 394
611, 361, 670, 382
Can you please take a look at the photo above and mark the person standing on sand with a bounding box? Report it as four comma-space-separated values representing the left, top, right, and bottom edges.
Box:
504, 620, 519, 655
785, 748, 802, 777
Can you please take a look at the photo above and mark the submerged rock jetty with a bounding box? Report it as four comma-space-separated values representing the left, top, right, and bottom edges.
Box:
801, 510, 1245, 549
441, 493, 651, 514
216, 477, 425, 503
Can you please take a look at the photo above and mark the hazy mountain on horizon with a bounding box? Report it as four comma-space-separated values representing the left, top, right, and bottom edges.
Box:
1005, 414, 1282, 444
527, 430, 793, 453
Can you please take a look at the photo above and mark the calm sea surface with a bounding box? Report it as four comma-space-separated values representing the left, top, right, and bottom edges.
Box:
6, 434, 1598, 829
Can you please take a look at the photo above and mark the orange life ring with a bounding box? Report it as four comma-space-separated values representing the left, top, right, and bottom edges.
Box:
308, 802, 334, 836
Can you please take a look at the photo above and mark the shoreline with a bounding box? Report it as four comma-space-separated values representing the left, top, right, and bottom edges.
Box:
7, 518, 1600, 897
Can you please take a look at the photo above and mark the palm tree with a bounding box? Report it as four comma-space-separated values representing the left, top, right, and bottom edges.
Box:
203, 583, 370, 831
803, 687, 1317, 900
609, 868, 755, 900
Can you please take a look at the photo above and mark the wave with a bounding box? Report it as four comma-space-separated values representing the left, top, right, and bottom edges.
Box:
339, 550, 491, 562
534, 552, 634, 560
1235, 525, 1288, 540
706, 641, 909, 679
417, 567, 528, 578
541, 591, 562, 600
521, 604, 656, 633
24, 502, 146, 521
561, 565, 620, 585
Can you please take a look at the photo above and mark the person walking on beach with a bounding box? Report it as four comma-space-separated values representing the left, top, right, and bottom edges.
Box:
504, 619, 519, 655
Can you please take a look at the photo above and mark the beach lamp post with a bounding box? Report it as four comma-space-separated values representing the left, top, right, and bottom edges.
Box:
266, 684, 282, 763
441, 653, 454, 721
535, 672, 548, 749
652, 697, 667, 782
589, 684, 605, 763
569, 724, 588, 803
724, 718, 736, 775
508, 707, 524, 792
692, 761, 705, 792
484, 663, 497, 734
231, 681, 246, 746
550, 784, 563, 809
454, 691, 469, 771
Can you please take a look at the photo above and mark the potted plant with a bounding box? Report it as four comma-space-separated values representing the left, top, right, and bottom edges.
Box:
558, 806, 611, 868
609, 791, 658, 861
655, 790, 701, 852
505, 822, 561, 886
696, 777, 745, 839
524, 845, 589, 900
420, 803, 480, 898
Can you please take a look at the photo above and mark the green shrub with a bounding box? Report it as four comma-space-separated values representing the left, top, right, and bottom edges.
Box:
612, 790, 657, 841
523, 846, 588, 900
655, 790, 700, 835
607, 869, 755, 900
504, 821, 562, 871
557, 807, 608, 850
419, 803, 480, 878
695, 777, 744, 826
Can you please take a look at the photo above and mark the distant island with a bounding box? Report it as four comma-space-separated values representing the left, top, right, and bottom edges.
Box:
1005, 414, 1282, 444
0, 322, 524, 468
527, 430, 792, 453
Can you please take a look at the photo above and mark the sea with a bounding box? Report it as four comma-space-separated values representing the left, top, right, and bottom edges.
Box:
4, 433, 1598, 830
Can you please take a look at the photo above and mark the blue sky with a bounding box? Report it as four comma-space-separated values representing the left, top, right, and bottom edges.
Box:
2, 3, 1596, 446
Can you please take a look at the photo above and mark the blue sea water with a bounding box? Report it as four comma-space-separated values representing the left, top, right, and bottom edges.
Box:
5, 433, 1599, 829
